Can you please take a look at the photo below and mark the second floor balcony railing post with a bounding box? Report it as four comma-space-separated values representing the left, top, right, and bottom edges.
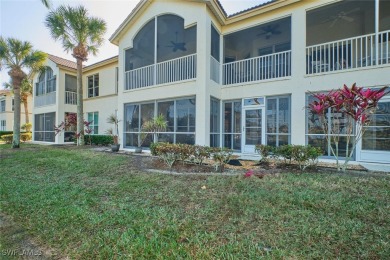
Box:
306, 30, 389, 75
222, 50, 291, 85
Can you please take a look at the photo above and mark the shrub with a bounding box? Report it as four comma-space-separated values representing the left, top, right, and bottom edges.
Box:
21, 123, 32, 132
190, 145, 212, 165
211, 147, 233, 172
153, 142, 181, 170
1, 133, 31, 144
177, 143, 194, 164
0, 131, 13, 138
149, 142, 159, 156
291, 145, 322, 170
274, 144, 294, 164
306, 146, 323, 168
84, 135, 113, 146
255, 144, 274, 163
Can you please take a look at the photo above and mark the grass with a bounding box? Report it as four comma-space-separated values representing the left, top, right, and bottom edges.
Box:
0, 144, 389, 259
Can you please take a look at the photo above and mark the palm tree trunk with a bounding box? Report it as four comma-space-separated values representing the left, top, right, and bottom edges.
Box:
76, 58, 84, 146
22, 96, 29, 124
9, 70, 24, 149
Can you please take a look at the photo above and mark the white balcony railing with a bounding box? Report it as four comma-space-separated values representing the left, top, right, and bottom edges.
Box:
65, 91, 77, 105
223, 50, 291, 85
210, 56, 220, 83
34, 92, 56, 107
306, 30, 390, 75
125, 54, 197, 90
125, 64, 155, 90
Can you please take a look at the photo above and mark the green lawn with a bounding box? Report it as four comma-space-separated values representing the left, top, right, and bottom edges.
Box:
0, 144, 389, 259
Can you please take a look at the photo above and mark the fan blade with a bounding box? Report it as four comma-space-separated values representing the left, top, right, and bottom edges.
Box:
257, 32, 267, 36
341, 16, 354, 22
345, 7, 360, 15
329, 19, 338, 28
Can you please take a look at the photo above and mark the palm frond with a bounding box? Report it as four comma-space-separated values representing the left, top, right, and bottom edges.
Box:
41, 0, 52, 9
45, 5, 107, 58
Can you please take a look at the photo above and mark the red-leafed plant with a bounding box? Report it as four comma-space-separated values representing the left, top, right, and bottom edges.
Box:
307, 83, 388, 171
55, 113, 93, 145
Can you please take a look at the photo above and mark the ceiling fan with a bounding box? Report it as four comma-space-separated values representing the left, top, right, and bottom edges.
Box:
257, 24, 281, 39
323, 8, 360, 27
166, 32, 187, 52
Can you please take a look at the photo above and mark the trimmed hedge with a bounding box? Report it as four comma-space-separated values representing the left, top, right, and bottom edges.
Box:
0, 131, 14, 138
84, 135, 113, 146
1, 133, 32, 144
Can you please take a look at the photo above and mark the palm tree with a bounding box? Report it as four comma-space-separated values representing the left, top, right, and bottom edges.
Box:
45, 5, 107, 146
3, 78, 32, 124
41, 0, 52, 9
0, 37, 47, 148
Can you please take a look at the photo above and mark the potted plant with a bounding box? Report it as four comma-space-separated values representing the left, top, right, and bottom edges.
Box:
106, 114, 120, 152
135, 114, 167, 153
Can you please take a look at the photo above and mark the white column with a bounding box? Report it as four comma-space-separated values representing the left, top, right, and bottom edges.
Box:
195, 10, 211, 146
290, 8, 307, 145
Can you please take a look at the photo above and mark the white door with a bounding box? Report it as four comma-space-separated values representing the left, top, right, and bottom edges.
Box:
243, 108, 265, 153
358, 98, 390, 163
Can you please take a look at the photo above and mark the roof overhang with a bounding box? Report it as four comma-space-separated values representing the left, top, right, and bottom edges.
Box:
84, 56, 118, 72
109, 0, 300, 45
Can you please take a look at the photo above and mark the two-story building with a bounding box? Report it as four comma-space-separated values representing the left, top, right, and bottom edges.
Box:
108, 0, 389, 164
32, 54, 118, 144
0, 89, 32, 132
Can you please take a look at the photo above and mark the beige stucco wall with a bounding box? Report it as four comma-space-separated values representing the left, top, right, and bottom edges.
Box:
0, 92, 32, 131
112, 0, 390, 163
83, 59, 118, 136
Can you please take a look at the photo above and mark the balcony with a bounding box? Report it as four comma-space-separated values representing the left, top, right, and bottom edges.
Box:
125, 54, 197, 90
306, 30, 390, 75
34, 92, 56, 107
222, 51, 291, 85
65, 91, 77, 105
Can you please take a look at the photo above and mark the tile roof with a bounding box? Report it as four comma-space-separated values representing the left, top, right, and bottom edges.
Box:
0, 89, 11, 95
48, 54, 77, 70
216, 0, 277, 18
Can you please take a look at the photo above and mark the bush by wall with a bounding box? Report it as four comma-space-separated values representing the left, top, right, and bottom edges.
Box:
256, 144, 322, 170
151, 142, 233, 172
1, 133, 32, 144
0, 131, 14, 138
84, 135, 113, 146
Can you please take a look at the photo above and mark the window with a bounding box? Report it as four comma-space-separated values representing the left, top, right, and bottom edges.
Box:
211, 25, 220, 61
36, 67, 56, 96
87, 112, 99, 134
65, 74, 77, 92
0, 120, 6, 131
306, 0, 375, 46
223, 100, 242, 151
0, 100, 5, 112
362, 97, 390, 151
115, 67, 119, 94
34, 112, 55, 142
87, 74, 99, 98
224, 17, 291, 63
64, 112, 76, 142
124, 97, 196, 147
306, 94, 354, 158
11, 99, 14, 111
210, 97, 220, 147
266, 96, 291, 146
124, 15, 197, 90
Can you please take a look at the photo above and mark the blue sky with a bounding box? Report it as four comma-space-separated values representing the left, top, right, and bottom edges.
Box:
0, 0, 268, 87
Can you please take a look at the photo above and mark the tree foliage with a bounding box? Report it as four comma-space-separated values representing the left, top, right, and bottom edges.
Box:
0, 37, 46, 148
307, 83, 388, 171
45, 5, 106, 146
